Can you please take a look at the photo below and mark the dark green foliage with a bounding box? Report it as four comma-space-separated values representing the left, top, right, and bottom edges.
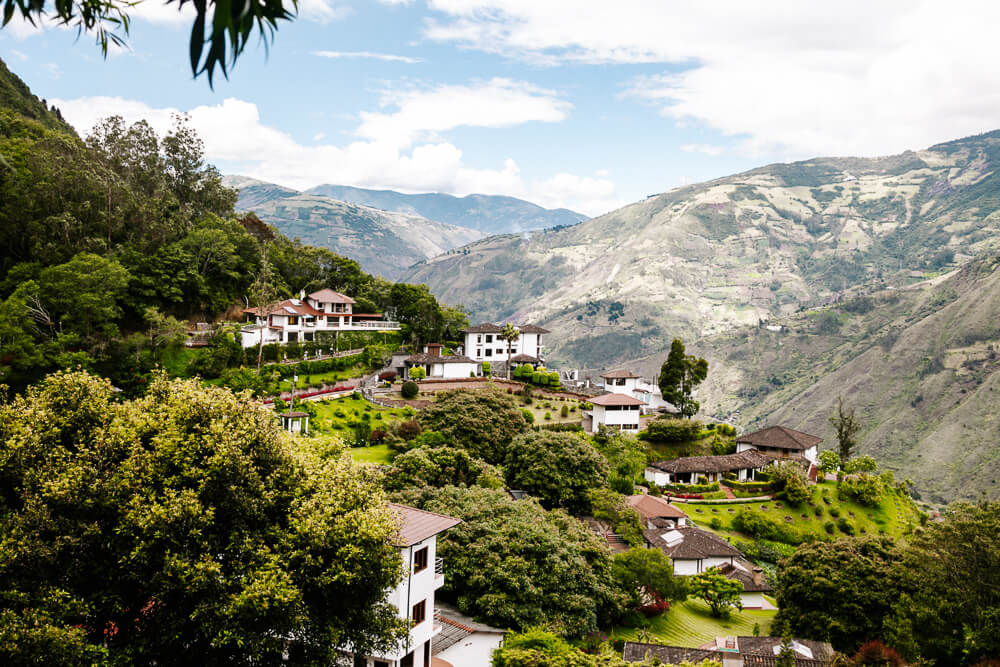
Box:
418, 388, 528, 464
589, 488, 644, 547
612, 548, 687, 610
391, 486, 627, 637
400, 381, 419, 399
504, 431, 609, 514
639, 417, 704, 443
383, 445, 503, 491
783, 473, 810, 505
657, 339, 708, 418
840, 473, 884, 506
732, 507, 801, 545
689, 568, 743, 618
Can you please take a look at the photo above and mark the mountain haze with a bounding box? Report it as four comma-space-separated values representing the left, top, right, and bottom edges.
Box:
404, 132, 1000, 370
305, 184, 587, 234
225, 176, 484, 279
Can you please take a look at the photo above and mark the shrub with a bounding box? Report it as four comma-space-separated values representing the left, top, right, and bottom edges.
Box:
784, 474, 811, 506
639, 418, 704, 443
539, 423, 584, 433
408, 367, 426, 380
400, 381, 419, 399
560, 404, 569, 418
721, 479, 772, 493
837, 517, 855, 535
482, 361, 491, 376
521, 408, 535, 424
609, 474, 634, 495
658, 481, 720, 494
397, 419, 422, 440
841, 473, 884, 506
732, 507, 801, 545
814, 506, 823, 517
709, 517, 723, 530
544, 412, 551, 420
824, 520, 836, 534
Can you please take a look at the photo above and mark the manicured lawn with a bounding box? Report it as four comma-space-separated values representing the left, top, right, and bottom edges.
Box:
277, 365, 367, 392
611, 599, 775, 647
312, 396, 413, 436
522, 396, 587, 425
684, 480, 922, 542
349, 444, 393, 464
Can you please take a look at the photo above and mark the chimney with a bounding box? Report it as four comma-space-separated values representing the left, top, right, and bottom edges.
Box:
299, 289, 305, 300
752, 567, 763, 586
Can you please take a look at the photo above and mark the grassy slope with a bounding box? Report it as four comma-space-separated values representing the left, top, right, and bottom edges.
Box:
685, 479, 922, 542
612, 599, 775, 647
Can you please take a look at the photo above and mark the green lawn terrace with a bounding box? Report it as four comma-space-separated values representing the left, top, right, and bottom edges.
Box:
683, 478, 923, 544
310, 395, 412, 465
611, 599, 776, 647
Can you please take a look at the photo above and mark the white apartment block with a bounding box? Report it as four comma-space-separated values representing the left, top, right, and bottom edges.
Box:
461, 323, 549, 364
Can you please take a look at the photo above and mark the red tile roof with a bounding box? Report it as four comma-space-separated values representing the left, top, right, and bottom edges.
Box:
243, 299, 323, 317
736, 425, 822, 451
601, 369, 641, 379
626, 494, 689, 520
590, 393, 645, 407
308, 288, 355, 304
388, 503, 462, 546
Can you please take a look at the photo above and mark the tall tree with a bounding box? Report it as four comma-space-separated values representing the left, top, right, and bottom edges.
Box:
0, 370, 408, 664
830, 396, 861, 468
688, 567, 743, 618
500, 322, 520, 379
657, 338, 708, 418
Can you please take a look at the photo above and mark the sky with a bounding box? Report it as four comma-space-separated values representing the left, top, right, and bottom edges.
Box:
4, 1, 1000, 217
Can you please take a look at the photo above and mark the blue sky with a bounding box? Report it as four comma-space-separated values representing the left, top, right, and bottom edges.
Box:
4, 1, 1000, 216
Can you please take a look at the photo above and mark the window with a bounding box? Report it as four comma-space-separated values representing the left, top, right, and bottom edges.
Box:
304, 332, 314, 341
413, 546, 428, 574
476, 348, 483, 357
485, 349, 492, 357
423, 640, 431, 667
412, 600, 426, 624
496, 348, 504, 354
375, 662, 389, 667
477, 335, 482, 344
400, 653, 414, 667
485, 334, 493, 343
288, 316, 298, 325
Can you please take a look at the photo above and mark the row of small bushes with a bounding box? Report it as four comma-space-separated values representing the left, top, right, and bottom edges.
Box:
271, 353, 365, 379
731, 507, 803, 545
511, 364, 562, 389
654, 481, 721, 494
721, 478, 774, 493
538, 422, 584, 433
639, 418, 704, 443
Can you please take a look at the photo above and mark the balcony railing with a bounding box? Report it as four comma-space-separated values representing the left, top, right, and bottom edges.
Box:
433, 607, 442, 635
434, 556, 444, 577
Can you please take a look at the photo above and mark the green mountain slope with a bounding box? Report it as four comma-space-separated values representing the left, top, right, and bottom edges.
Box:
0, 57, 75, 133
305, 183, 586, 234
403, 132, 1000, 369
225, 176, 484, 279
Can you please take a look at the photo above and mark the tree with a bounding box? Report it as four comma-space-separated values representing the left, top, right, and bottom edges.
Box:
657, 339, 708, 418
400, 380, 419, 399
688, 567, 743, 618
418, 387, 528, 464
774, 536, 900, 653
504, 431, 609, 514
383, 446, 503, 491
589, 488, 645, 547
1, 0, 297, 85
500, 323, 521, 379
611, 548, 687, 610
818, 450, 841, 477
843, 455, 878, 474
250, 244, 283, 370
408, 366, 426, 380
0, 370, 408, 664
392, 486, 627, 637
783, 472, 810, 505
830, 396, 861, 467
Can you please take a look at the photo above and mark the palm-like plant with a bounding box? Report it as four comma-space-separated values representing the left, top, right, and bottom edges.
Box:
500, 323, 521, 379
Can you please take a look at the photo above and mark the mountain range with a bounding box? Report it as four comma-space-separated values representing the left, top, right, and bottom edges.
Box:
224, 176, 485, 279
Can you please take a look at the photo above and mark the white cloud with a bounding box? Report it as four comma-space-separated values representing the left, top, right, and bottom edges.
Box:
296, 0, 352, 24
8, 49, 28, 61
424, 0, 1000, 158
680, 143, 724, 157
51, 94, 618, 216
42, 62, 61, 78
357, 77, 570, 147
313, 50, 422, 63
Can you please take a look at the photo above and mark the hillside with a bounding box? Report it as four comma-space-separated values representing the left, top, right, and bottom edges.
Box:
305, 183, 586, 234
225, 176, 484, 279
0, 57, 75, 133
403, 132, 1000, 369
642, 255, 1000, 503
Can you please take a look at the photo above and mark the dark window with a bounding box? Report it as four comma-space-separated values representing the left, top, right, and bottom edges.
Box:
485, 349, 492, 357
412, 600, 426, 624
423, 640, 431, 667
375, 662, 389, 667
354, 656, 367, 667
485, 334, 493, 343
400, 652, 414, 667
288, 316, 298, 325
413, 546, 428, 574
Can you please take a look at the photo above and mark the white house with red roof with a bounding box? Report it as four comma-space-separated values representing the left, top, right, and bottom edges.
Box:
600, 369, 676, 414
735, 425, 822, 467
587, 392, 644, 434
353, 504, 462, 667
460, 323, 549, 364
240, 288, 400, 348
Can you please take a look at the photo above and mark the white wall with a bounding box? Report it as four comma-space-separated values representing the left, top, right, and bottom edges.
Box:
370, 536, 442, 663
673, 559, 700, 576
593, 404, 640, 433
464, 331, 543, 362
741, 592, 767, 609
644, 468, 671, 486
440, 362, 478, 379
435, 632, 506, 667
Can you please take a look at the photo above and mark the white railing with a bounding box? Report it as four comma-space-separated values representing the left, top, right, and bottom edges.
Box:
433, 607, 443, 634
352, 320, 401, 330
434, 556, 444, 577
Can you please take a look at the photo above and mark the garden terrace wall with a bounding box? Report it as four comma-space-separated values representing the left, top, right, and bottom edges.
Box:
396, 377, 595, 400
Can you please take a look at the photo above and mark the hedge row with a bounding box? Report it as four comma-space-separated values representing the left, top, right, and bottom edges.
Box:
721, 478, 774, 493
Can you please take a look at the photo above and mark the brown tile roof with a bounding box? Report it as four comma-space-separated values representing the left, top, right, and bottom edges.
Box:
717, 562, 772, 593
278, 411, 310, 418
590, 393, 645, 407
601, 369, 641, 379
388, 503, 462, 546
623, 643, 720, 664
509, 354, 540, 363
308, 288, 355, 304
406, 353, 477, 364
462, 322, 550, 334
647, 450, 774, 475
626, 494, 689, 520
735, 636, 833, 661
517, 324, 550, 334
243, 299, 323, 317
644, 524, 743, 560
736, 425, 822, 451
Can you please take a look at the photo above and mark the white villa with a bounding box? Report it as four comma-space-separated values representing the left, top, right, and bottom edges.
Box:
735, 425, 821, 467
642, 520, 743, 576
586, 393, 644, 434
461, 323, 549, 365
353, 503, 461, 667
241, 288, 400, 348
599, 370, 676, 414
643, 450, 774, 487
403, 344, 480, 380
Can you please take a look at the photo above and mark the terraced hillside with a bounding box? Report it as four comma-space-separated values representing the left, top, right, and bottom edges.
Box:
404, 132, 1000, 370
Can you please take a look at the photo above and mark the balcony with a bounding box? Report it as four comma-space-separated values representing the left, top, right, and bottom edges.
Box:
434, 556, 444, 589
433, 607, 443, 636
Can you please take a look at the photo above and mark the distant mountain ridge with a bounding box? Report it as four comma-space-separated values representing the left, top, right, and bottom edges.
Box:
224, 176, 484, 280
304, 184, 587, 235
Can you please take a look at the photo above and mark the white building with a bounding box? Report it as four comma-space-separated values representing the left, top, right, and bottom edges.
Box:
643, 450, 774, 487
587, 393, 644, 434
403, 344, 480, 380
735, 425, 821, 467
434, 602, 506, 667
241, 288, 399, 348
599, 370, 676, 414
354, 504, 461, 667
461, 323, 549, 364
642, 522, 743, 576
